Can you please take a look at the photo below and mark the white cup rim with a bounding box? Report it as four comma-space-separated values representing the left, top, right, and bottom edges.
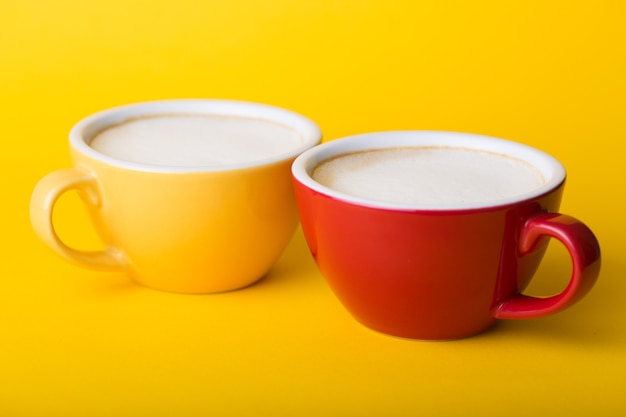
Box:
69, 99, 322, 173
291, 131, 566, 211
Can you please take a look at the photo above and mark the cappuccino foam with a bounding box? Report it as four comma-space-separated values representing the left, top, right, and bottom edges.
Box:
311, 147, 545, 206
89, 114, 303, 166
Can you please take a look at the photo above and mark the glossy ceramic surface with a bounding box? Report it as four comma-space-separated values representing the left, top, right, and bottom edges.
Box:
30, 99, 322, 293
292, 132, 601, 340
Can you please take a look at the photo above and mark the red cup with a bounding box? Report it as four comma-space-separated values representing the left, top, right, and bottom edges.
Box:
291, 131, 600, 340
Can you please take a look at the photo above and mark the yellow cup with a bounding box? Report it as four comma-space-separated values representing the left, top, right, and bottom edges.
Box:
30, 100, 322, 293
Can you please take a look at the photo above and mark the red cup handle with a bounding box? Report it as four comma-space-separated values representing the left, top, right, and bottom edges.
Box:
495, 213, 601, 319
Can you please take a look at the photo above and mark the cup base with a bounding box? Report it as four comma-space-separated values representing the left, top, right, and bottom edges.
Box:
353, 316, 498, 341
131, 275, 267, 294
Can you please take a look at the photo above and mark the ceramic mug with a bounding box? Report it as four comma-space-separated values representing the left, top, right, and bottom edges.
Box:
291, 131, 601, 340
30, 99, 321, 293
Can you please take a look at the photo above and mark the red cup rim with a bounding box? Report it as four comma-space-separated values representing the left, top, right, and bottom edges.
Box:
291, 131, 566, 212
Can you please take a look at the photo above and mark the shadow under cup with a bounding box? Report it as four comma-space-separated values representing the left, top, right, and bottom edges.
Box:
291, 131, 601, 340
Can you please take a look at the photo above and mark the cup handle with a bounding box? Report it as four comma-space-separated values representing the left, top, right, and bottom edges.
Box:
30, 168, 125, 270
495, 213, 601, 319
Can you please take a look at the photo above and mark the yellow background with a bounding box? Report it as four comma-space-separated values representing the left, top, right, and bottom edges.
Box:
2, 0, 625, 415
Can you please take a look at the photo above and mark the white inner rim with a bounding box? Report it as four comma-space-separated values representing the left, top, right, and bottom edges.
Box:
70, 99, 322, 173
291, 131, 566, 211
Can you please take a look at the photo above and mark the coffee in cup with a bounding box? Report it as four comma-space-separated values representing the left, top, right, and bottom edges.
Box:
311, 146, 545, 207
89, 114, 303, 167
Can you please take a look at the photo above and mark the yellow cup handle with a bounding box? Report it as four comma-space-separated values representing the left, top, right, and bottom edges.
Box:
30, 168, 124, 270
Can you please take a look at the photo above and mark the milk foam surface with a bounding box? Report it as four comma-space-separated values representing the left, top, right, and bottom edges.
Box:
312, 147, 545, 206
89, 114, 303, 166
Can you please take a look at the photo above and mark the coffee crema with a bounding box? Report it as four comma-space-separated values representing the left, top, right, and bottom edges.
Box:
311, 147, 546, 206
89, 114, 303, 167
